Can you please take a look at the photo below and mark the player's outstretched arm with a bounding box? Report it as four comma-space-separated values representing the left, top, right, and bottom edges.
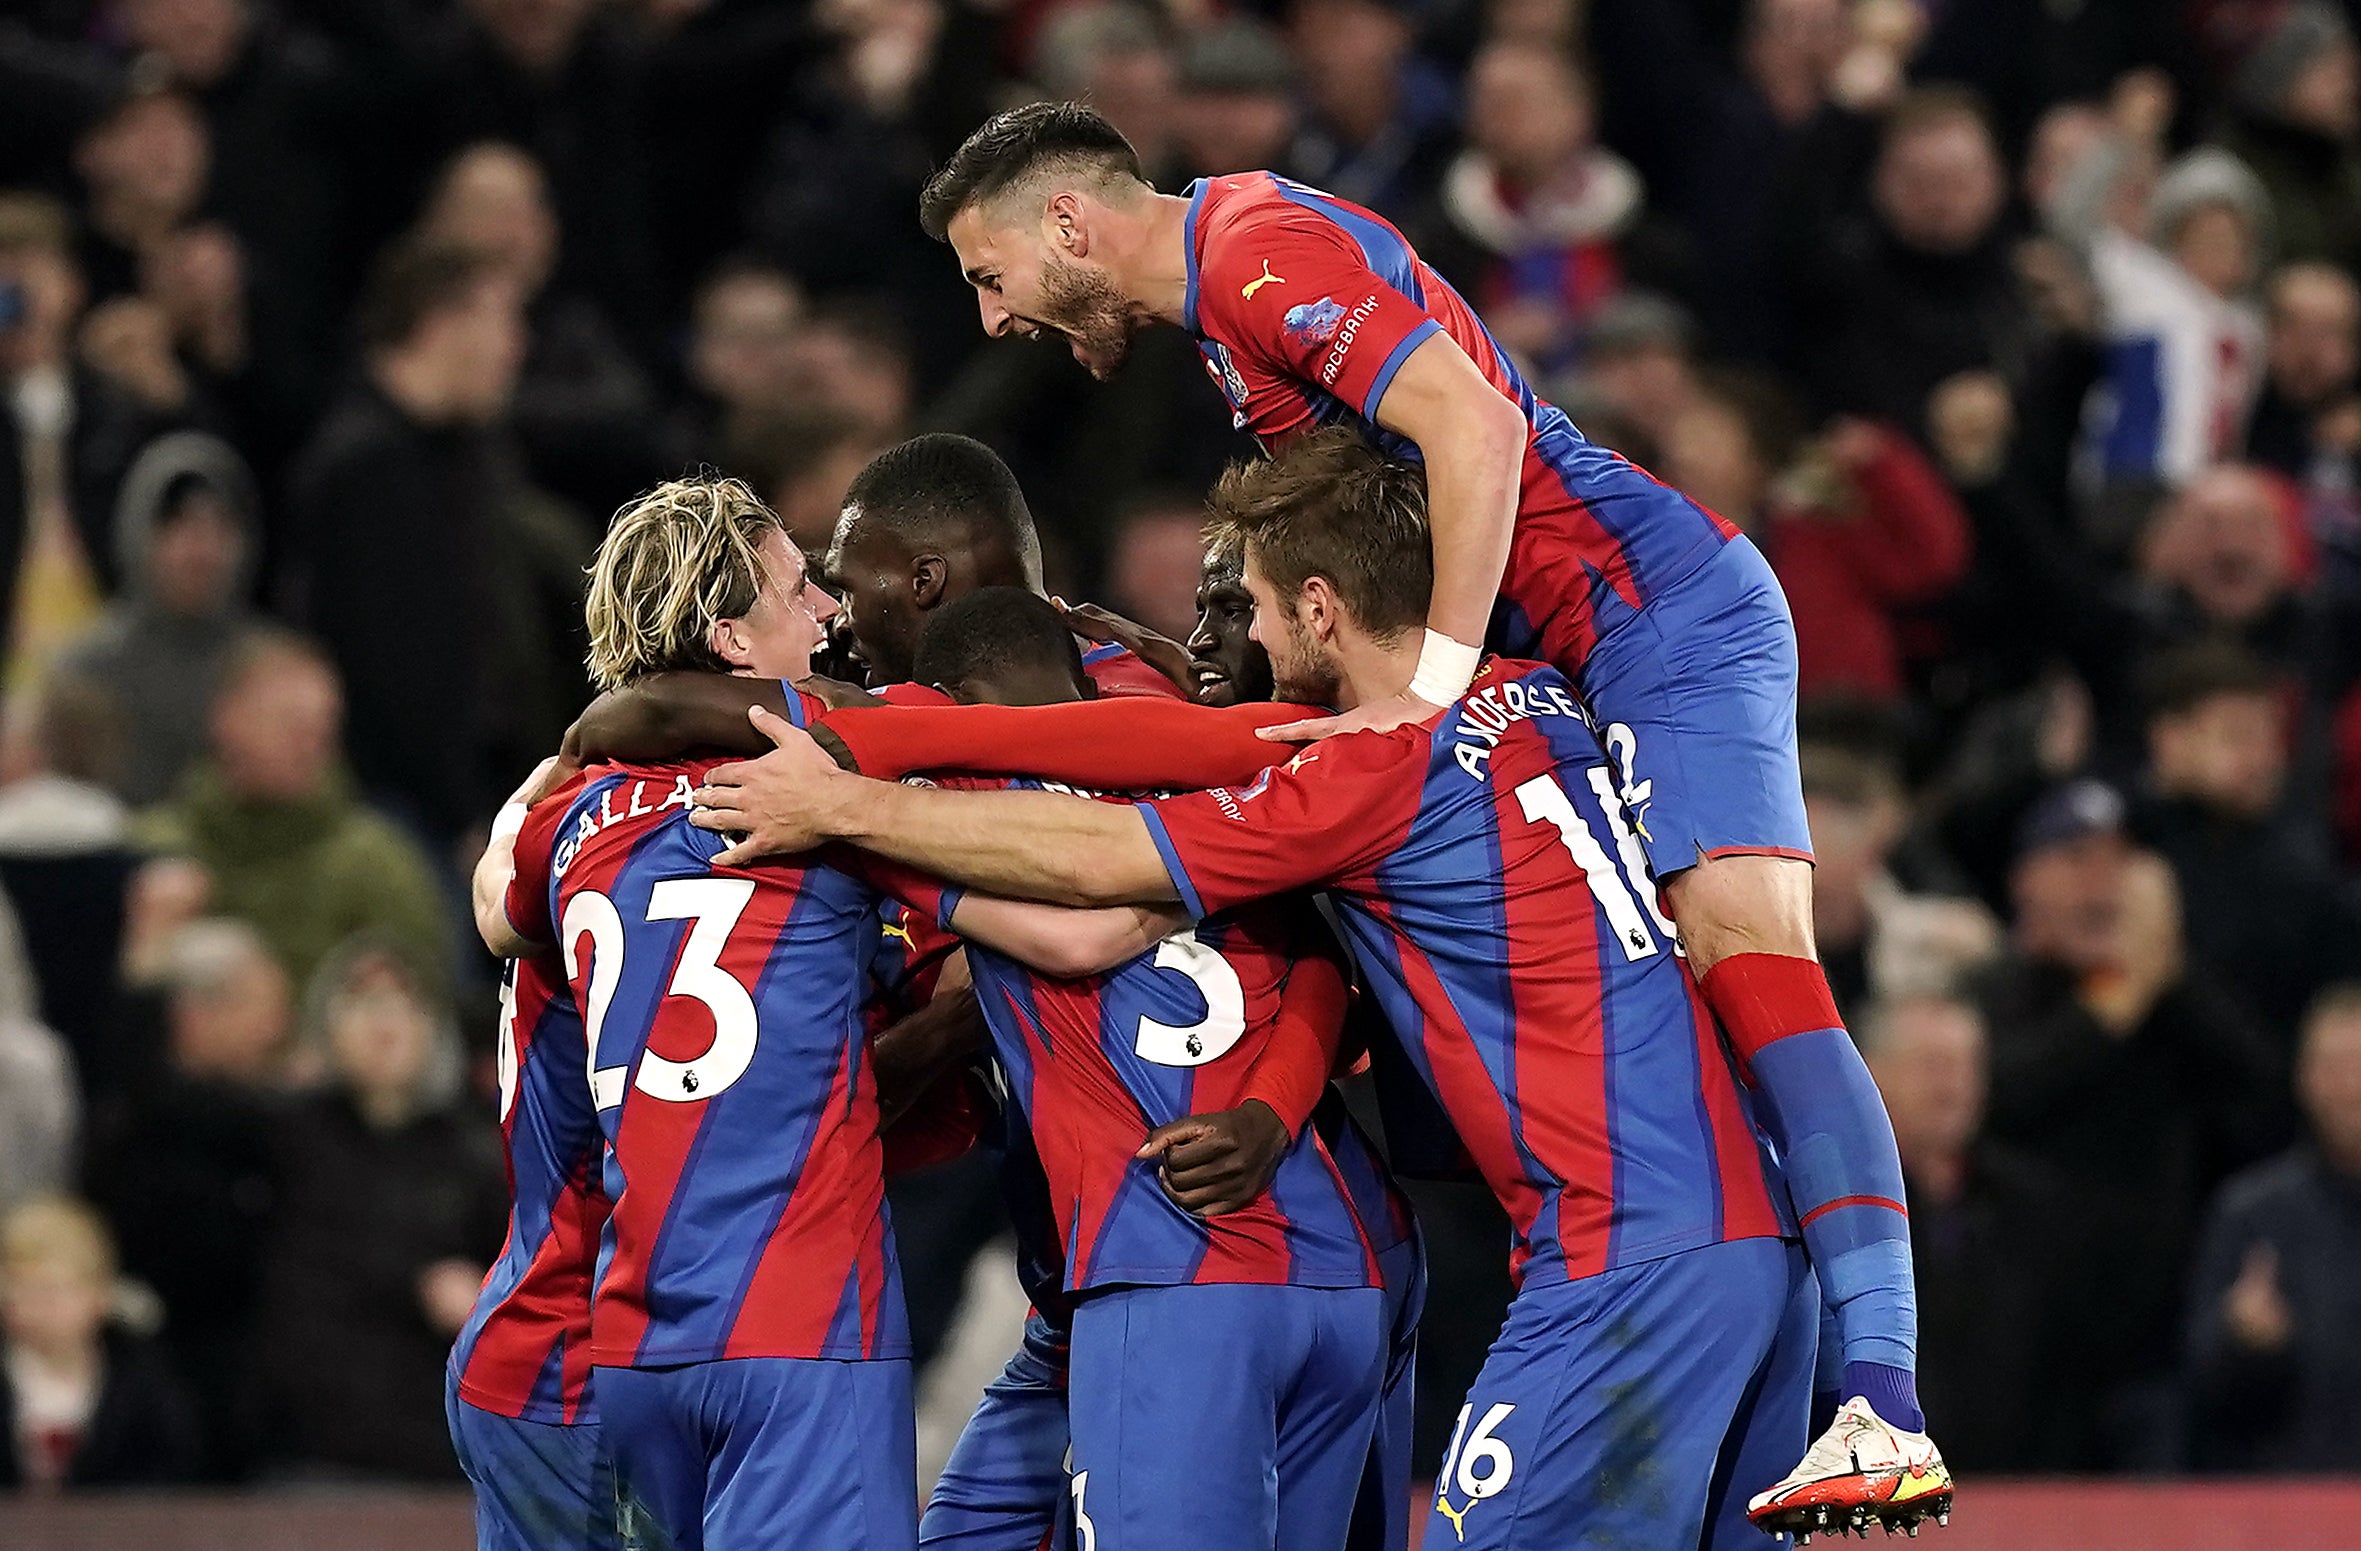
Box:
692, 707, 1180, 906
1264, 333, 1527, 741
945, 894, 1191, 978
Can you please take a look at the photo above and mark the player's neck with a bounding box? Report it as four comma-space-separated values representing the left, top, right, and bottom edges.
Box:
1119, 191, 1195, 327
1332, 632, 1420, 713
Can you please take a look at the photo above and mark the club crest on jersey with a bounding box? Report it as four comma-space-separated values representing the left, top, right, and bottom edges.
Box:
1283, 297, 1348, 348
1204, 343, 1251, 428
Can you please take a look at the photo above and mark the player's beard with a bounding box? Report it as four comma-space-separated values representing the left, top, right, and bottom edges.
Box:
1269, 610, 1342, 710
1036, 254, 1133, 380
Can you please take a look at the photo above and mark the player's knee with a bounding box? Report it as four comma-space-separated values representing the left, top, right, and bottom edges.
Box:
1664, 853, 1815, 971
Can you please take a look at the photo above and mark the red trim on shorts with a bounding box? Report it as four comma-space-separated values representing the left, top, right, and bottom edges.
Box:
1700, 845, 1818, 864
1800, 1195, 1909, 1227
1700, 953, 1845, 1060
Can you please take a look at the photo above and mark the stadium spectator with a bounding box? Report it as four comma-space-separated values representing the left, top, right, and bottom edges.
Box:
671, 258, 807, 467
1659, 370, 1972, 705
1800, 721, 1999, 1021
1033, 4, 1185, 187
1979, 779, 2288, 1465
115, 0, 356, 439
725, 405, 891, 556
1174, 19, 1297, 182
54, 431, 264, 807
0, 192, 178, 666
1418, 44, 1691, 376
1103, 494, 1207, 641
70, 90, 209, 308
414, 141, 660, 519
255, 938, 503, 1482
2128, 464, 2325, 716
1586, 0, 1852, 359
420, 0, 660, 354
0, 680, 137, 1101
1282, 0, 1457, 223
1778, 87, 2034, 431
2130, 642, 2361, 1051
2185, 984, 2361, 1472
283, 240, 587, 847
741, 0, 996, 387
131, 630, 452, 1009
0, 1007, 74, 1222
2213, 0, 2361, 270
2246, 262, 2361, 509
0, 1194, 198, 1490
1567, 290, 1702, 467
85, 918, 289, 1480
1862, 994, 2093, 1472
2071, 148, 2271, 501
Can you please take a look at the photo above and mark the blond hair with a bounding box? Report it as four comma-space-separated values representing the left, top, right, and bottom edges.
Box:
1, 1194, 116, 1285
585, 476, 787, 690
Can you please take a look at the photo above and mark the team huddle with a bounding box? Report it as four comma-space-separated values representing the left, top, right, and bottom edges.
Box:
442, 103, 1954, 1551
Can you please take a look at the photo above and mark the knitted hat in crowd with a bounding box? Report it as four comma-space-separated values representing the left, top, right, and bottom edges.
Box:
2230, 0, 2353, 116
2147, 145, 2277, 259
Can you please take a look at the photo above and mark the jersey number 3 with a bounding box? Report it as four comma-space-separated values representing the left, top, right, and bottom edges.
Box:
1134, 929, 1248, 1068
565, 878, 761, 1109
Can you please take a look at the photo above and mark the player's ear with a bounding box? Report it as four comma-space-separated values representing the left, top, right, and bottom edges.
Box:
910, 554, 949, 609
1047, 191, 1087, 256
708, 615, 752, 669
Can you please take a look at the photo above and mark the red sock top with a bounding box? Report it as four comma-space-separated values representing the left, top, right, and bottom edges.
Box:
1699, 952, 1844, 1062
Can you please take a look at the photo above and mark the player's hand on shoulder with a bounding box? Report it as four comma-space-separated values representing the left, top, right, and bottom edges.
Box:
691, 706, 848, 865
1135, 1099, 1291, 1216
795, 673, 884, 710
1257, 690, 1446, 744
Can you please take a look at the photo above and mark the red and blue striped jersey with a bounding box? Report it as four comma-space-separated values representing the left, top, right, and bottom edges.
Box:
518, 718, 908, 1367
447, 942, 609, 1425
932, 778, 1398, 1292
1184, 172, 1740, 667
1137, 658, 1788, 1288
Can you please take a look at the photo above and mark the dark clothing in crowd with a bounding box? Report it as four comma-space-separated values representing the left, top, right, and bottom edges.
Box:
1977, 959, 2289, 1418
2185, 1148, 2361, 1472
85, 1056, 284, 1481
2130, 792, 2361, 1052
1908, 1143, 2100, 1472
0, 1325, 202, 1490
255, 1091, 506, 1482
284, 379, 587, 845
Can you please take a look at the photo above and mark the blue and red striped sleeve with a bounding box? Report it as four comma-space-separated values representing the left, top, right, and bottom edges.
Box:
1196, 188, 1442, 423
1136, 728, 1427, 917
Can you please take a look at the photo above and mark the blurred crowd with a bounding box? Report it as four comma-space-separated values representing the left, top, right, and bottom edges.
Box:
3, 0, 2361, 1495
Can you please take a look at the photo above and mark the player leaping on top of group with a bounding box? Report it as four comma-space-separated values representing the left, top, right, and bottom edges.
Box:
898, 101, 1945, 1538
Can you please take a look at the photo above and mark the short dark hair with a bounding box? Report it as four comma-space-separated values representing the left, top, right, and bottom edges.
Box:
1882, 85, 1996, 153
839, 434, 1041, 572
919, 101, 1147, 241
914, 586, 1086, 695
1205, 428, 1432, 641
2144, 640, 2280, 722
359, 240, 500, 351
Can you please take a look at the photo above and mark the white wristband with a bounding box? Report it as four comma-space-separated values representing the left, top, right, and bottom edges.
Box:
1408, 630, 1480, 705
490, 801, 529, 844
